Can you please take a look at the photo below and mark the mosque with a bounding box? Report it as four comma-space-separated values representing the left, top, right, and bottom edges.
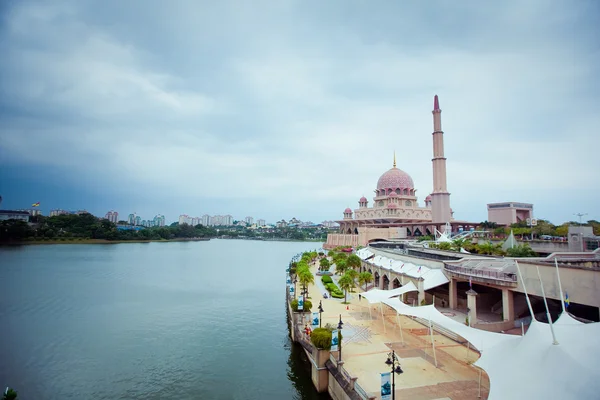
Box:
325, 95, 477, 248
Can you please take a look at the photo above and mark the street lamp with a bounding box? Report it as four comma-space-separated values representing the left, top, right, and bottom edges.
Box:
337, 314, 344, 362
318, 301, 324, 328
294, 278, 298, 297
384, 350, 404, 400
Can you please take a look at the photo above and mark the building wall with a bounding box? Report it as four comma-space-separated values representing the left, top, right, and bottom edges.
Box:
515, 261, 600, 308
487, 203, 533, 226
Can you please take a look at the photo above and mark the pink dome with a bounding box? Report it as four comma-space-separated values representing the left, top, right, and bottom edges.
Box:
344, 208, 352, 213
359, 196, 367, 202
425, 195, 432, 201
387, 203, 398, 209
377, 167, 414, 190
388, 192, 398, 197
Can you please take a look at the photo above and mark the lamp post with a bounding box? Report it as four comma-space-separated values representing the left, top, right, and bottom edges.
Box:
337, 314, 344, 362
318, 301, 324, 328
385, 350, 404, 400
294, 278, 298, 297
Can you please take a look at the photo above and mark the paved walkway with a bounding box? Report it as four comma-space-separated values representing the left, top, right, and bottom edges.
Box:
301, 258, 490, 400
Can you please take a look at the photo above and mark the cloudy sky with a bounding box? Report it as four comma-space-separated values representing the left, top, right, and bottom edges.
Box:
1, 0, 598, 225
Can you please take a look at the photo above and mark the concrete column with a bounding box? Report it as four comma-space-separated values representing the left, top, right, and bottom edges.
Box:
449, 278, 457, 309
417, 278, 425, 305
311, 348, 330, 393
466, 289, 478, 325
502, 288, 515, 322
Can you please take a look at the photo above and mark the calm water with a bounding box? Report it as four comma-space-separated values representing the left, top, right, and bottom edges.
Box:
0, 240, 329, 400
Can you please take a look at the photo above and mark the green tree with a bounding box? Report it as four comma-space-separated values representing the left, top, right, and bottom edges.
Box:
452, 238, 469, 251
438, 242, 452, 251
358, 271, 373, 291
506, 244, 537, 257
346, 254, 361, 270
3, 387, 17, 400
338, 274, 354, 303
346, 268, 358, 291
298, 268, 315, 298
319, 257, 331, 272
335, 259, 348, 275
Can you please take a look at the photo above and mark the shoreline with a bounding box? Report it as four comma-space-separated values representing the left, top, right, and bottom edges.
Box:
0, 238, 212, 246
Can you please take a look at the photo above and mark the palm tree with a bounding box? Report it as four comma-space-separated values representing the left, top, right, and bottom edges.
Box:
358, 271, 373, 291
335, 259, 347, 275
338, 274, 354, 303
298, 269, 314, 298
476, 241, 495, 255
452, 238, 468, 251
346, 254, 361, 271
346, 268, 358, 291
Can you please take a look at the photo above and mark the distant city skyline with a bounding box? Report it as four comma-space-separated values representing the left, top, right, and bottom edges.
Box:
1, 1, 598, 225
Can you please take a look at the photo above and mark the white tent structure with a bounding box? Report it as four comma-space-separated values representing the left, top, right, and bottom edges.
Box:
360, 281, 418, 304
381, 299, 521, 352
474, 314, 600, 399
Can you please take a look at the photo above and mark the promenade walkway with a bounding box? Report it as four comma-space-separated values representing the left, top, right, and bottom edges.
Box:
301, 259, 490, 400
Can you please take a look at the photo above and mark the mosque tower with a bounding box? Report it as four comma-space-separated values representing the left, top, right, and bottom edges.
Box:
430, 95, 452, 226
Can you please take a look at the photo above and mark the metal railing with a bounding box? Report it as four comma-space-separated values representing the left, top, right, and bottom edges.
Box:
444, 264, 517, 282
354, 382, 372, 400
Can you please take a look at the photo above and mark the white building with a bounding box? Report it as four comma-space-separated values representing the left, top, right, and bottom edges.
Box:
257, 219, 266, 227
105, 211, 119, 223
179, 214, 191, 225
245, 216, 254, 225
201, 214, 210, 226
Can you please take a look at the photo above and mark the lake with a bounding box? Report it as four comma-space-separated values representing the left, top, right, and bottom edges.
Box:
0, 239, 329, 400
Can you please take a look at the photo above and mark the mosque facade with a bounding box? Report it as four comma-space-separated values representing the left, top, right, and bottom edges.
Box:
325, 95, 476, 248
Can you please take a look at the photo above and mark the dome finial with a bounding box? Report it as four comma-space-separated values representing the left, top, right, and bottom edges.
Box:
393, 151, 396, 168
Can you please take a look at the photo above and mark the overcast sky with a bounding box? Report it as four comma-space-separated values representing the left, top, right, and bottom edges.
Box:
1, 0, 598, 225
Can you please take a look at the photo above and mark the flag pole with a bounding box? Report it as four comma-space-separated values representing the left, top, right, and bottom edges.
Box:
428, 316, 438, 368
554, 258, 566, 313
515, 261, 535, 320
536, 266, 559, 345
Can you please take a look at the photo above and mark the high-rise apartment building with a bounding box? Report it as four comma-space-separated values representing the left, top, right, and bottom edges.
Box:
105, 211, 119, 223
128, 213, 136, 225
191, 217, 200, 226
201, 214, 210, 226
245, 216, 254, 225
153, 215, 166, 227
50, 209, 69, 217
256, 219, 266, 227
223, 215, 233, 226
179, 214, 191, 225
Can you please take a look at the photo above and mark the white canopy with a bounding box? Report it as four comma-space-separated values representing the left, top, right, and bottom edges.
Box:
360, 282, 418, 304
356, 248, 374, 260
381, 300, 521, 352
474, 313, 600, 400
364, 255, 449, 291
422, 269, 450, 291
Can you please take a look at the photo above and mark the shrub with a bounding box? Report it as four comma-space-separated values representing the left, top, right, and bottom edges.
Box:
290, 299, 312, 312
321, 275, 333, 284
310, 328, 333, 349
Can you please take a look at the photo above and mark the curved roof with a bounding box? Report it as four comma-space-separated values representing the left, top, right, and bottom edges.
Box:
377, 167, 414, 190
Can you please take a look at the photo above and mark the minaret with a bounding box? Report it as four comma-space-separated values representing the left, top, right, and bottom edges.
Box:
430, 95, 452, 225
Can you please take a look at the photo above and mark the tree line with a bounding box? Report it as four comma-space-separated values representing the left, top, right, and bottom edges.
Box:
0, 214, 217, 242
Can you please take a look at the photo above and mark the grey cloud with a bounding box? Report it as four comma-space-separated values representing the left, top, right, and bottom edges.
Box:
1, 0, 599, 223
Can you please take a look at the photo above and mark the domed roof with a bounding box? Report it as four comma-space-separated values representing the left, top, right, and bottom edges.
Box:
344, 207, 352, 213
359, 196, 367, 202
425, 195, 432, 201
377, 167, 414, 190
387, 203, 398, 209
388, 192, 398, 197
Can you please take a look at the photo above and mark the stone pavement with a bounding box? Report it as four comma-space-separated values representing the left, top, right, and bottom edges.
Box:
302, 259, 490, 400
